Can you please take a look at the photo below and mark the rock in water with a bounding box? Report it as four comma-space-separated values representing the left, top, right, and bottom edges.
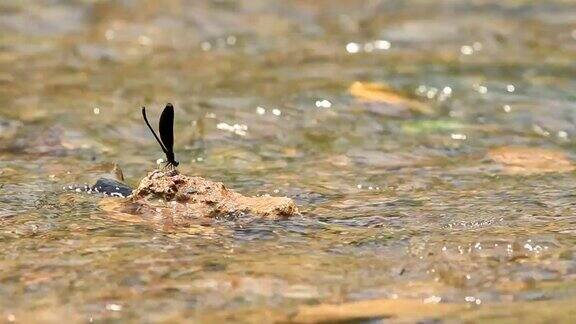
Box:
92, 178, 133, 197
129, 170, 299, 219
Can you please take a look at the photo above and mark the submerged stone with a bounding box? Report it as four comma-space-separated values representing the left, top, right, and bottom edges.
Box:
487, 147, 575, 174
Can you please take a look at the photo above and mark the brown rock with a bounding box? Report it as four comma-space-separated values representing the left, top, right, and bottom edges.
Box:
128, 170, 299, 221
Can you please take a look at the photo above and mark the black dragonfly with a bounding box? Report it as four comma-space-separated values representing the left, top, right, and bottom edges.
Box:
141, 103, 179, 168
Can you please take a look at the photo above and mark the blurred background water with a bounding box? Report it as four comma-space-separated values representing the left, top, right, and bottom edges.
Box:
1, 0, 576, 322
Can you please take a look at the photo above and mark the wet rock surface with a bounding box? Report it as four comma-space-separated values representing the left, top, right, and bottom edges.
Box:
92, 178, 133, 197
128, 170, 299, 220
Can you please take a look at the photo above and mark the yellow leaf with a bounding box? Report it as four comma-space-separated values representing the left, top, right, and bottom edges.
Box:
349, 81, 434, 115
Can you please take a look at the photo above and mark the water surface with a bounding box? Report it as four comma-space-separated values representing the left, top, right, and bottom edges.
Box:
1, 0, 576, 322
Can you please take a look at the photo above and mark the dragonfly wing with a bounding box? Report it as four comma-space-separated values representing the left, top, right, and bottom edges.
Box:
159, 103, 175, 153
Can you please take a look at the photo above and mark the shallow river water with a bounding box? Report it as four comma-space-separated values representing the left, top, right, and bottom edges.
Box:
1, 0, 576, 322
